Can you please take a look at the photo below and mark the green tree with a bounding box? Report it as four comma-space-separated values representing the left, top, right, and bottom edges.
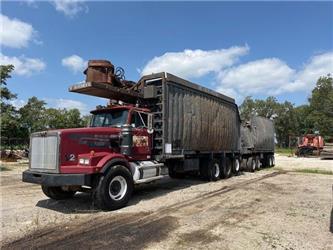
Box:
44, 108, 86, 129
19, 97, 47, 137
0, 65, 20, 142
294, 104, 312, 135
307, 75, 333, 138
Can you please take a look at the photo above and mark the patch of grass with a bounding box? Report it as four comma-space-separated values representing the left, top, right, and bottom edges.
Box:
0, 165, 11, 171
275, 147, 295, 156
293, 168, 333, 175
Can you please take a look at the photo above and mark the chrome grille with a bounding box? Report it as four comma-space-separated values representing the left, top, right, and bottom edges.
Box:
30, 133, 59, 172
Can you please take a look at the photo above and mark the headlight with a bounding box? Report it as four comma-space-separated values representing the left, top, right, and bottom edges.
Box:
79, 158, 90, 165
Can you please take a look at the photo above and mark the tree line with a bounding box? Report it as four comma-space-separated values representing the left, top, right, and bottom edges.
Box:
239, 75, 333, 147
1, 64, 332, 149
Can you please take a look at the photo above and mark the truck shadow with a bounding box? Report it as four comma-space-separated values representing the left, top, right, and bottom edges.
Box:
36, 172, 247, 214
35, 175, 209, 214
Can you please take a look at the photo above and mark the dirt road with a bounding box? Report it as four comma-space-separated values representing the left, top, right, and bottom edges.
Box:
1, 156, 333, 249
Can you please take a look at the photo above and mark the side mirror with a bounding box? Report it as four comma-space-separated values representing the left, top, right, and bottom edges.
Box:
147, 114, 154, 134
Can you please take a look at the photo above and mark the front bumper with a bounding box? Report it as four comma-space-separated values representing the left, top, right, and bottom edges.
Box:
22, 170, 93, 186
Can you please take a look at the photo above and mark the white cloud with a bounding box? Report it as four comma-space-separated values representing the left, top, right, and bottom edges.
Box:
141, 45, 249, 79
216, 52, 333, 99
0, 53, 46, 76
61, 55, 87, 73
0, 14, 37, 48
9, 99, 26, 109
52, 0, 88, 17
280, 52, 333, 93
217, 58, 295, 95
46, 98, 88, 114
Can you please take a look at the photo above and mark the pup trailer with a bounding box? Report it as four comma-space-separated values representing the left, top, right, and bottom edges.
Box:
22, 60, 274, 210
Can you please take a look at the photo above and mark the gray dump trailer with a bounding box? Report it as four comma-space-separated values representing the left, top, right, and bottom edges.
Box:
240, 116, 275, 171
139, 72, 241, 180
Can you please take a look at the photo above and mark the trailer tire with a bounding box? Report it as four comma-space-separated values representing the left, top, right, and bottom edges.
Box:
268, 156, 273, 167
41, 186, 76, 200
222, 157, 232, 179
247, 157, 256, 172
94, 165, 133, 210
232, 158, 240, 175
210, 159, 221, 181
271, 155, 275, 167
255, 157, 261, 170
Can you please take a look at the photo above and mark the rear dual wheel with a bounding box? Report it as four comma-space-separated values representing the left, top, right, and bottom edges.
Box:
202, 158, 232, 181
201, 159, 221, 181
247, 157, 256, 172
232, 158, 240, 175
262, 155, 275, 168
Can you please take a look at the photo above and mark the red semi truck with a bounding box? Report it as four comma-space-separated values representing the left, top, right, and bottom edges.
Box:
23, 60, 275, 210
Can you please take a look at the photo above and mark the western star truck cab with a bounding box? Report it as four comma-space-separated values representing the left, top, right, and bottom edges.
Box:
23, 105, 168, 210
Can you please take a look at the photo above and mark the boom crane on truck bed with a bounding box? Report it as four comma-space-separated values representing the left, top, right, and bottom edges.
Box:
69, 60, 144, 104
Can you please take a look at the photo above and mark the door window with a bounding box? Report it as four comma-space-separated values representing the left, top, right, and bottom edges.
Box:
131, 112, 148, 128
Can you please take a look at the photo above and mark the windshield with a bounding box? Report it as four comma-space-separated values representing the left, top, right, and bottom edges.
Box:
90, 110, 129, 127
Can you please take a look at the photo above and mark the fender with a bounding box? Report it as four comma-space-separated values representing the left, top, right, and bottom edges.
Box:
97, 153, 130, 174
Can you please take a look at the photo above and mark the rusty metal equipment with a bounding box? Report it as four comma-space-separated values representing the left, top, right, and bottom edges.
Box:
296, 134, 324, 157
72, 59, 140, 102
84, 60, 115, 84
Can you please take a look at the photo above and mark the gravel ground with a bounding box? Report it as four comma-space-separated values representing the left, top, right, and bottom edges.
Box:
1, 155, 332, 249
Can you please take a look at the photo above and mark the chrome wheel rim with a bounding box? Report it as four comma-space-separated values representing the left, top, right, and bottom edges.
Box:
213, 163, 220, 178
109, 176, 127, 201
235, 159, 240, 172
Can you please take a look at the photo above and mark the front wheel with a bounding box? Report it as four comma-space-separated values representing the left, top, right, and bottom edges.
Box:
94, 165, 134, 210
41, 186, 76, 200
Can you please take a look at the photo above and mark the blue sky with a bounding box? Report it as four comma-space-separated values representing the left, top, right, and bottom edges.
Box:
1, 1, 333, 114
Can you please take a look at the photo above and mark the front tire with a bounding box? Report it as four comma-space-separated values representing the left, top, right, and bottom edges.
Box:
94, 165, 134, 210
41, 186, 76, 200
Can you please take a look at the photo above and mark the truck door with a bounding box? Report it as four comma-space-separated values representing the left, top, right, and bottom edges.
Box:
130, 111, 152, 160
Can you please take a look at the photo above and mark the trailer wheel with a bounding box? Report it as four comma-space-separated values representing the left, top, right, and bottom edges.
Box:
271, 155, 275, 167
232, 158, 240, 175
255, 157, 261, 170
200, 159, 220, 181
41, 186, 76, 200
247, 157, 256, 172
222, 157, 232, 178
210, 160, 221, 181
268, 156, 273, 167
94, 165, 134, 210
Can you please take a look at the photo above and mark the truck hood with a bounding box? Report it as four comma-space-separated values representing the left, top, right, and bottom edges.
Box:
55, 127, 122, 167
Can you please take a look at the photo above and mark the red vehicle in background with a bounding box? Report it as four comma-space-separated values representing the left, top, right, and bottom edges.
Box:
296, 134, 324, 156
